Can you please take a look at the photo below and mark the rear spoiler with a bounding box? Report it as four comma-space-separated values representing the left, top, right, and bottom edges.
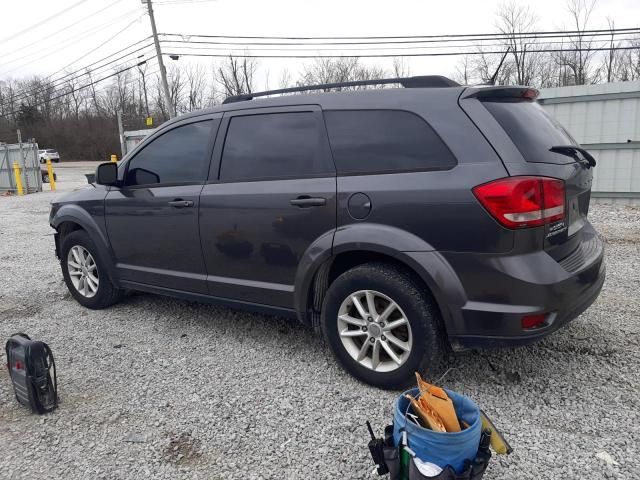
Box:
460, 86, 539, 101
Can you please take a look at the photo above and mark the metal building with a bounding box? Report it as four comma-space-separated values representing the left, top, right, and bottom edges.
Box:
0, 142, 42, 194
539, 81, 640, 204
123, 128, 156, 156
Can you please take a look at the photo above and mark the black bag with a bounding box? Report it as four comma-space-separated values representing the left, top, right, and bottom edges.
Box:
6, 333, 58, 414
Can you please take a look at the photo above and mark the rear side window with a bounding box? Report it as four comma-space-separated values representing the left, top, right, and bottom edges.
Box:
323, 110, 456, 175
125, 120, 215, 186
220, 112, 333, 181
483, 100, 577, 164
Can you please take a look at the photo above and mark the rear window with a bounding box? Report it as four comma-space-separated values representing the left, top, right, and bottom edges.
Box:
46, 149, 57, 153
324, 110, 456, 175
483, 100, 578, 164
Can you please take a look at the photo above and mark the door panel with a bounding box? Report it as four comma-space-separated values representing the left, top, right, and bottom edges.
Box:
104, 117, 219, 294
199, 178, 336, 307
105, 185, 208, 293
200, 106, 337, 308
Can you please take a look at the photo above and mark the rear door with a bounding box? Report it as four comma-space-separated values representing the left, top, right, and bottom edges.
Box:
105, 117, 219, 293
199, 105, 337, 308
460, 88, 594, 259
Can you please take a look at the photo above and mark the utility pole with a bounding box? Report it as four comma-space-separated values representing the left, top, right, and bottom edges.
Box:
117, 111, 126, 158
144, 0, 174, 118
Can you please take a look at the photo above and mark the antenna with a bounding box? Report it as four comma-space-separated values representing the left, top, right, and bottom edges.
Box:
489, 47, 511, 85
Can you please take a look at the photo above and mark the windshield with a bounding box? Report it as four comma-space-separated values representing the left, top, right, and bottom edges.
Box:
46, 149, 57, 153
483, 99, 578, 164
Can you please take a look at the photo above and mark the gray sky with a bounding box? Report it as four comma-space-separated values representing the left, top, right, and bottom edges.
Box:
1, 0, 638, 87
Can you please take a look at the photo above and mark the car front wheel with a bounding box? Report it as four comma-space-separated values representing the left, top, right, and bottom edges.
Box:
60, 230, 122, 309
322, 263, 447, 389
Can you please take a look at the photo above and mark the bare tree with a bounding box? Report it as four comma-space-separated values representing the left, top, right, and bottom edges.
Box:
618, 37, 640, 80
601, 18, 617, 82
166, 64, 185, 114
85, 69, 103, 116
453, 54, 473, 84
496, 0, 542, 85
555, 0, 599, 85
299, 57, 386, 90
278, 68, 294, 89
65, 75, 85, 120
217, 55, 257, 97
392, 57, 411, 77
185, 63, 207, 111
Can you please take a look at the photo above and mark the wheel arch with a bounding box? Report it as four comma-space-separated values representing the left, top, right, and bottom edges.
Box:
294, 223, 466, 336
52, 206, 119, 286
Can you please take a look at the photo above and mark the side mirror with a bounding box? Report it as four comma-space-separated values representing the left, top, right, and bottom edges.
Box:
95, 162, 118, 186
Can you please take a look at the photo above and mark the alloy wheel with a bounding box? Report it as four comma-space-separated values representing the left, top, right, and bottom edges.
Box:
337, 289, 413, 372
67, 245, 99, 298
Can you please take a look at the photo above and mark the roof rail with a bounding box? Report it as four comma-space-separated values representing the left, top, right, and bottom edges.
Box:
222, 75, 460, 104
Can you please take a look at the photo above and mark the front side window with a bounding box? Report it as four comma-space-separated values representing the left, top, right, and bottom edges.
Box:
219, 112, 332, 182
125, 120, 214, 186
324, 110, 456, 175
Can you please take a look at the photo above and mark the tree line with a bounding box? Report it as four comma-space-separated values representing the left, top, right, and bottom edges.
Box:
0, 0, 638, 160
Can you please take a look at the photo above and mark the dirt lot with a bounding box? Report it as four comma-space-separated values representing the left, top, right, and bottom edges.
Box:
1, 162, 639, 479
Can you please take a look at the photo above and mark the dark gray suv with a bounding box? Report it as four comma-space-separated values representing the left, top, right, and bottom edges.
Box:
49, 76, 605, 389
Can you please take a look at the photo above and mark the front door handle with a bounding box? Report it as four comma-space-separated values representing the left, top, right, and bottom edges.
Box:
168, 199, 194, 208
290, 196, 327, 208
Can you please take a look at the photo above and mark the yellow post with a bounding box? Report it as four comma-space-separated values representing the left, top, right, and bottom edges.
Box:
12, 161, 24, 196
46, 158, 56, 191
110, 154, 118, 163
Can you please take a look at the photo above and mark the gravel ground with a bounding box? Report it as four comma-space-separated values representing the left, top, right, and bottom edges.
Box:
0, 162, 639, 480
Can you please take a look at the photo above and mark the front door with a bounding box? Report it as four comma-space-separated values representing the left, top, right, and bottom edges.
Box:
105, 117, 219, 294
199, 106, 337, 308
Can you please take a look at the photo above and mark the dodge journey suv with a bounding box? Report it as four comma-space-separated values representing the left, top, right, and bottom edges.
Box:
49, 75, 605, 389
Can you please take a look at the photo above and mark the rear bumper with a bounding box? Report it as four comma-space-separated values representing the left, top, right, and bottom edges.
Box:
442, 224, 605, 349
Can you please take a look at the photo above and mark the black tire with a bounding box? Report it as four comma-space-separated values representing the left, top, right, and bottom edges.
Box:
42, 174, 49, 183
322, 263, 447, 390
60, 230, 123, 309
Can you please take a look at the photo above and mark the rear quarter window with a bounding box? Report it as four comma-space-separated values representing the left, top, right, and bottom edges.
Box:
323, 110, 456, 175
482, 100, 578, 164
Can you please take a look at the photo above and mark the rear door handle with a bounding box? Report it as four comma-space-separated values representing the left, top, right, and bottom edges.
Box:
290, 196, 327, 208
168, 199, 194, 208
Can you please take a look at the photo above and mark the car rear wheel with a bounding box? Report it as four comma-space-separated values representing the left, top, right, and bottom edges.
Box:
60, 230, 123, 309
322, 263, 447, 389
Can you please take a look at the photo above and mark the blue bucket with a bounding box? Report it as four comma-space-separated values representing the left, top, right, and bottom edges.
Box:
393, 388, 481, 474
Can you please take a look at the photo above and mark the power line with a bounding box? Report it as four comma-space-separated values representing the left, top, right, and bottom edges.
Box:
157, 28, 640, 48
1, 43, 155, 109
159, 26, 640, 41
0, 7, 142, 75
155, 0, 218, 4
0, 0, 127, 61
158, 35, 640, 53
47, 16, 147, 80
46, 42, 154, 88
1, 61, 153, 116
0, 0, 90, 45
164, 45, 640, 59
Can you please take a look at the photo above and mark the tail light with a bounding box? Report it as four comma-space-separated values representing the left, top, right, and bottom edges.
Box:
521, 313, 547, 330
473, 176, 565, 229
